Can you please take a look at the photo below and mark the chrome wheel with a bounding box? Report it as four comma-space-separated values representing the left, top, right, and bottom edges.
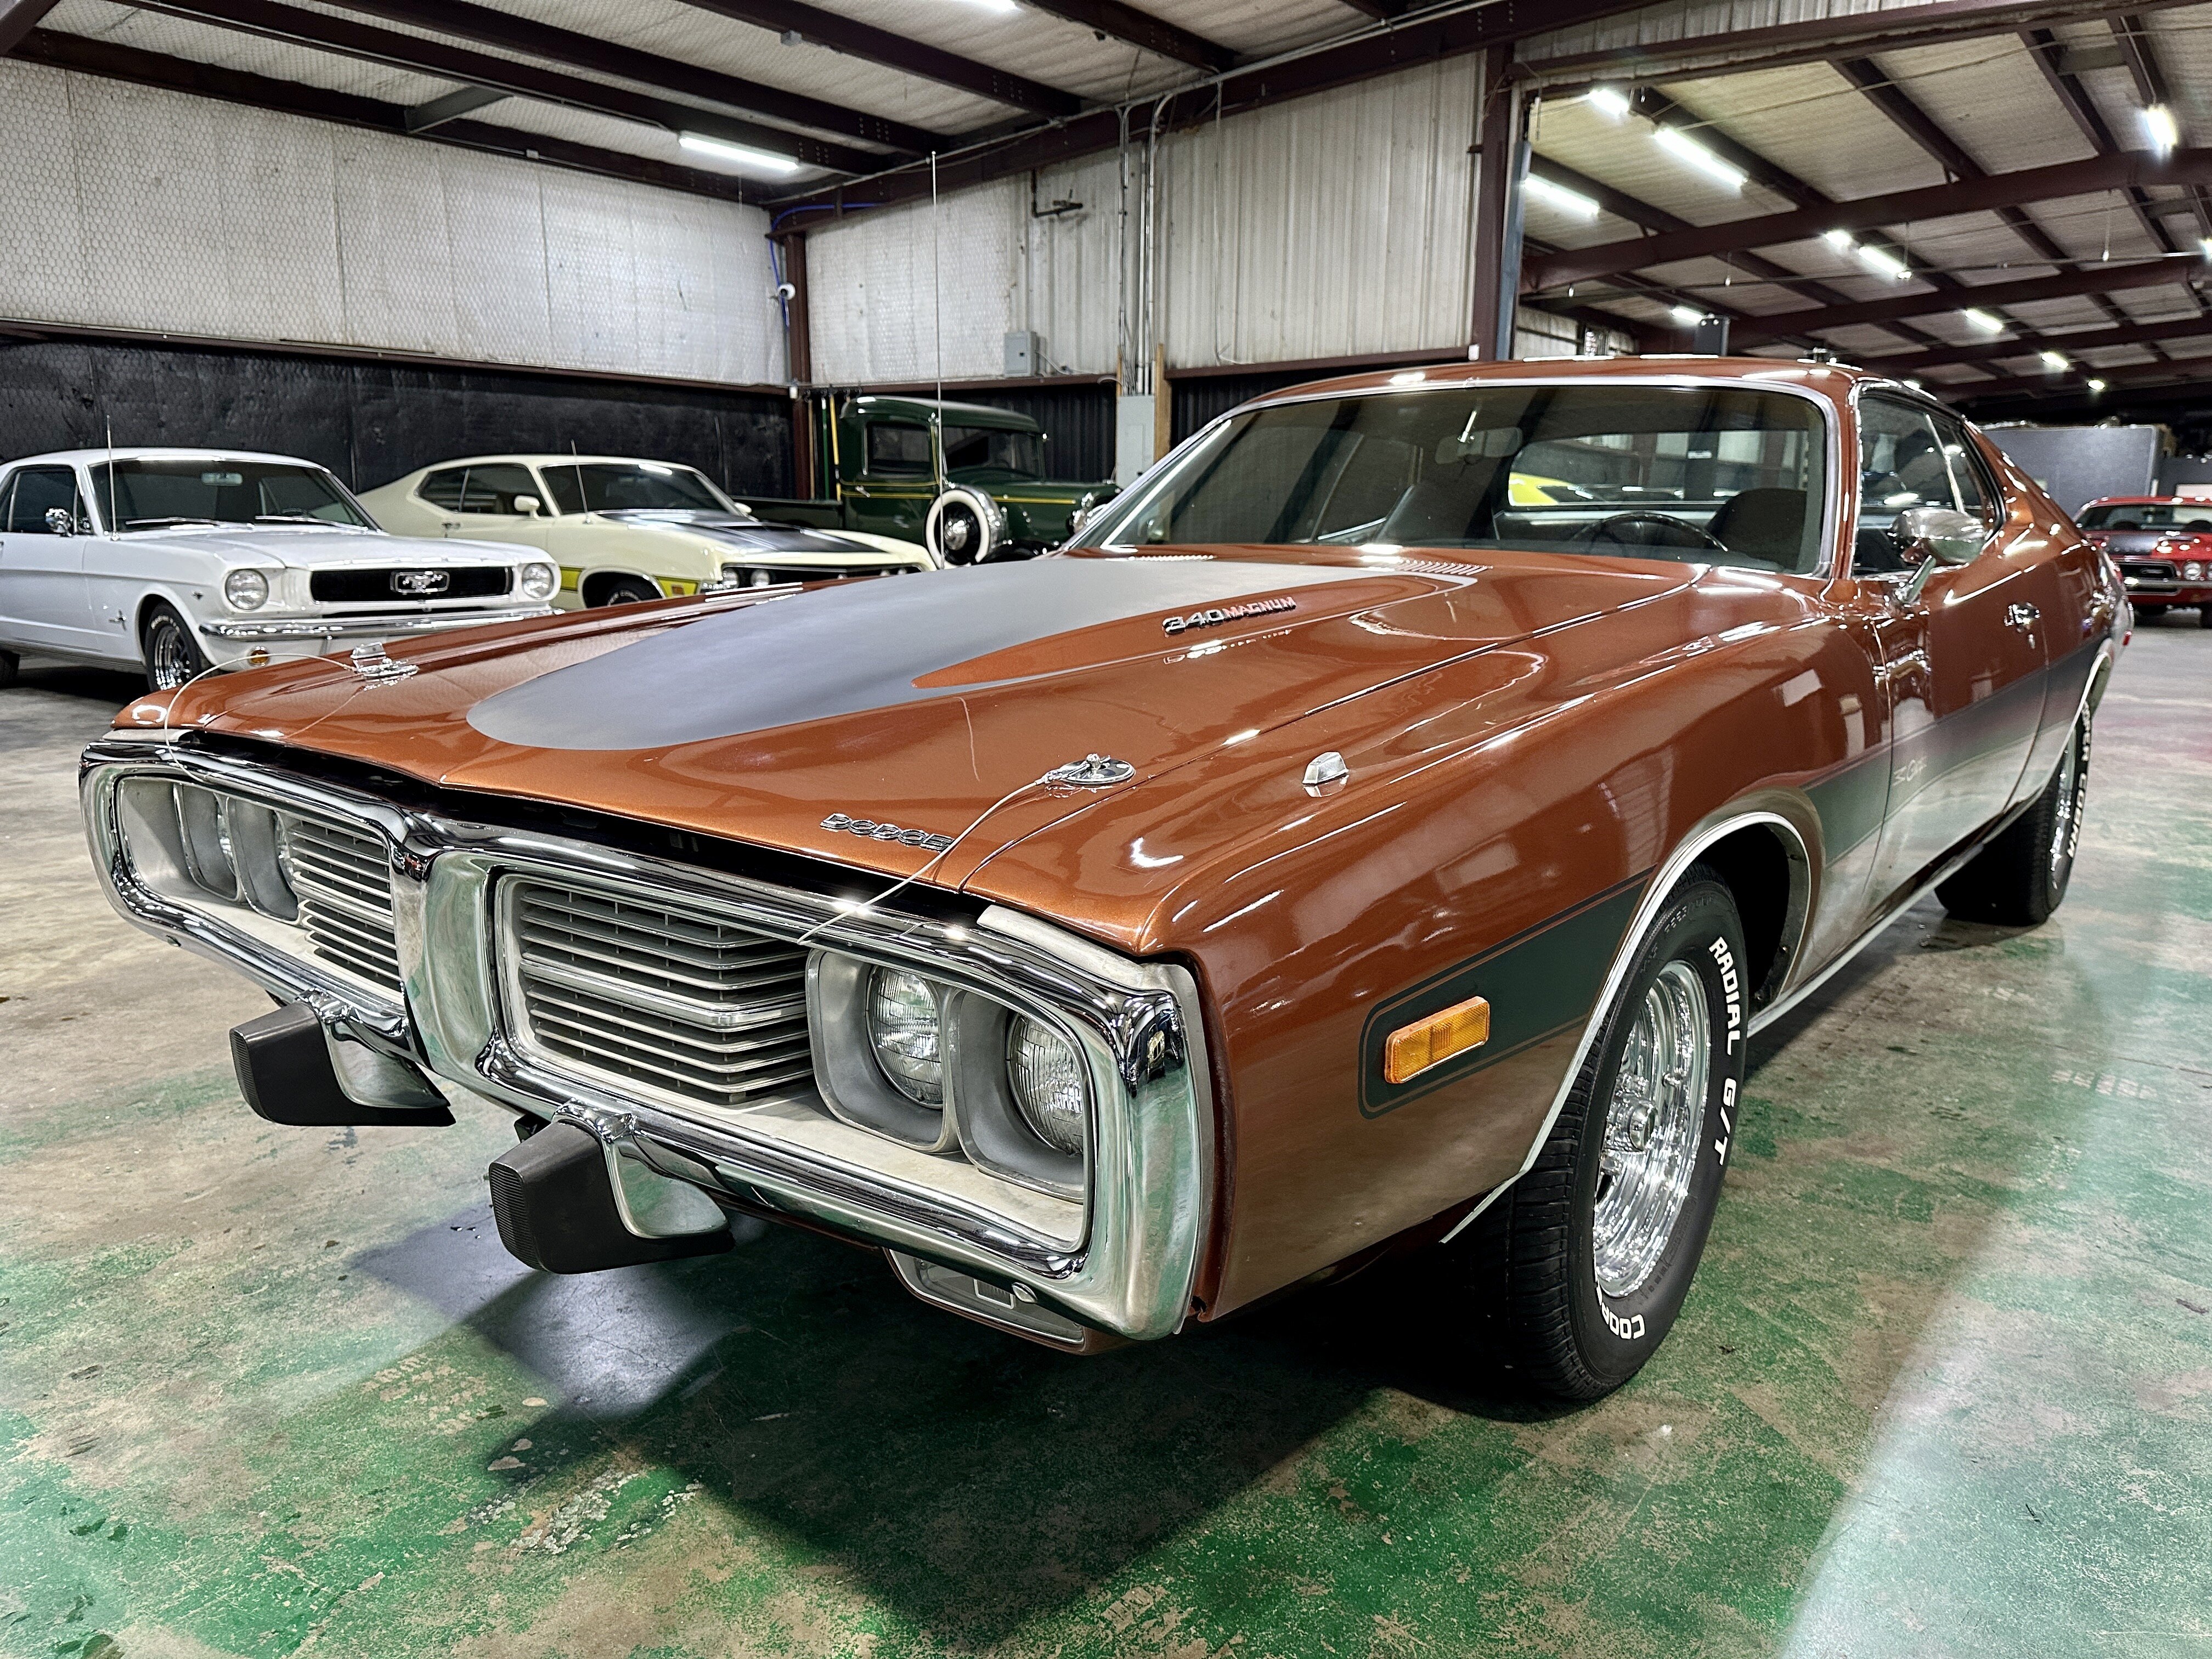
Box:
145, 614, 198, 691
2050, 728, 2083, 890
1592, 960, 1710, 1298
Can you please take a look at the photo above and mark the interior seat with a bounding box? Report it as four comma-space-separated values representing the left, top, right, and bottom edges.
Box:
1706, 487, 1807, 562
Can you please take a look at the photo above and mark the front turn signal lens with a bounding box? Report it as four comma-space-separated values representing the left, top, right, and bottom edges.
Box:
1384, 995, 1492, 1085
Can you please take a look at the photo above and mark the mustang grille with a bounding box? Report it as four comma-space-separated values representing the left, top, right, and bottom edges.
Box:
506, 880, 813, 1110
281, 816, 402, 992
310, 568, 512, 602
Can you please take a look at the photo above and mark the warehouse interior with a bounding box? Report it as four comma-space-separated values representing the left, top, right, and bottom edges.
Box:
4, 0, 2211, 1654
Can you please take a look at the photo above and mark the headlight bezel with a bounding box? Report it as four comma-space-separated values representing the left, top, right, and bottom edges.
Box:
518, 562, 558, 600
222, 568, 272, 610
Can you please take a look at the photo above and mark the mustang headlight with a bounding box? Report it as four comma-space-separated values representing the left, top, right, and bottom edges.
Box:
1007, 1018, 1085, 1154
223, 569, 270, 610
867, 968, 944, 1105
519, 562, 558, 600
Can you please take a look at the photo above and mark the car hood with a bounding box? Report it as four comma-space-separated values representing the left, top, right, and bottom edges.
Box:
144, 548, 1703, 900
594, 509, 906, 560
122, 526, 520, 569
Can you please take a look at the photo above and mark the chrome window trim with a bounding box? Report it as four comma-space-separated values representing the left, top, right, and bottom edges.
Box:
1077, 373, 1847, 581
77, 738, 1212, 1342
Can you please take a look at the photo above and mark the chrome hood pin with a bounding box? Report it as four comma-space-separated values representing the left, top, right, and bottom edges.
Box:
1047, 754, 1136, 788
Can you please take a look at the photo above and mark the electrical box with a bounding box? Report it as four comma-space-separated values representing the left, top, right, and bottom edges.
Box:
1115, 394, 1156, 486
1004, 330, 1043, 377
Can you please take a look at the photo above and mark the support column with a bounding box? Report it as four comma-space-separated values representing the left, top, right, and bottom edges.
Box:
1469, 47, 1527, 362
778, 230, 815, 498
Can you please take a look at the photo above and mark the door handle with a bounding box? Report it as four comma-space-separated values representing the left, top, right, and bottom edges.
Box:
2005, 602, 2040, 631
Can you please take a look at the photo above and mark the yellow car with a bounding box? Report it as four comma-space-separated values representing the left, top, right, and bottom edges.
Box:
359, 454, 936, 607
1508, 471, 1602, 506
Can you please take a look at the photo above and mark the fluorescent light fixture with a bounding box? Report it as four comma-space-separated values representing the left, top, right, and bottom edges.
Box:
1652, 125, 1747, 189
679, 132, 802, 175
1587, 86, 1631, 119
2143, 104, 2178, 156
1963, 307, 2003, 332
1822, 228, 1855, 252
2087, 377, 2108, 392
1523, 174, 1600, 218
1671, 303, 1704, 325
2040, 350, 2071, 370
2202, 237, 2212, 259
1856, 244, 1911, 280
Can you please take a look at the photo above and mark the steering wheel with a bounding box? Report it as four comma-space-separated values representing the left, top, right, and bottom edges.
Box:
1575, 512, 1729, 555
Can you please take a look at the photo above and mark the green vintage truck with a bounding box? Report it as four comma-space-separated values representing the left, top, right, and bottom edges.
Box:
744, 394, 1116, 564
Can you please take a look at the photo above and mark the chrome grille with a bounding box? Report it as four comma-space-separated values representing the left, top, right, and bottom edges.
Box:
506, 880, 813, 1110
280, 815, 401, 992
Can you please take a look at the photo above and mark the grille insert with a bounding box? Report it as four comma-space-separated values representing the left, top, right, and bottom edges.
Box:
281, 816, 401, 992
507, 881, 813, 1110
311, 567, 512, 602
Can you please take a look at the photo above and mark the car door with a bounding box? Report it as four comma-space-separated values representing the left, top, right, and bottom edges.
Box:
1855, 394, 2049, 910
849, 421, 935, 539
0, 465, 105, 657
417, 464, 550, 550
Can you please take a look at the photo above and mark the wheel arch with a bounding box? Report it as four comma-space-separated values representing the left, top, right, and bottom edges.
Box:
578, 567, 663, 607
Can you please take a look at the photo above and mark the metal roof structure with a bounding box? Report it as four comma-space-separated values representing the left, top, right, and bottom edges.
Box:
3, 0, 2210, 430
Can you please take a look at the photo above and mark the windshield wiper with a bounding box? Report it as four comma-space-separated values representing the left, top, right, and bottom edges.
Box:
252, 514, 345, 526
123, 517, 222, 528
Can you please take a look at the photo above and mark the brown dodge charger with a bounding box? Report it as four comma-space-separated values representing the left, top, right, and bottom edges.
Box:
81, 359, 2121, 1400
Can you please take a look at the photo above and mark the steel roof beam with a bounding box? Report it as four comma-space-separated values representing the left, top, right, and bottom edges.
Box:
1724, 257, 2196, 348
1856, 313, 2212, 373
2109, 13, 2212, 242
317, 0, 944, 154
670, 1, 1082, 119
0, 0, 58, 54
9, 26, 755, 200
1020, 0, 1234, 72
136, 0, 888, 174
1523, 150, 2212, 292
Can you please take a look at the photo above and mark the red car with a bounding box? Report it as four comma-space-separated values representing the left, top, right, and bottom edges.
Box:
2078, 495, 2212, 625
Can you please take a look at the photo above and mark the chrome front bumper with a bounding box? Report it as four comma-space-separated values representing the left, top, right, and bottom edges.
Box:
78, 739, 1212, 1344
200, 605, 554, 640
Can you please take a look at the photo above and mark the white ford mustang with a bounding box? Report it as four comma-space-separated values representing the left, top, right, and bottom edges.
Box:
0, 449, 558, 690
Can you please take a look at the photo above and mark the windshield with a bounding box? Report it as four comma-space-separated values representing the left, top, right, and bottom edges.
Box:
1074, 383, 1831, 574
89, 459, 374, 531
541, 462, 730, 514
2078, 503, 2212, 532
942, 424, 1044, 481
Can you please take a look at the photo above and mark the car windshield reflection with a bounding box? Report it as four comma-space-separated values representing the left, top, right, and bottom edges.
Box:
90, 459, 375, 531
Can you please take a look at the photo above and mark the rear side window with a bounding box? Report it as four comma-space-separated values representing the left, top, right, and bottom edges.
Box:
6, 466, 86, 534
865, 423, 933, 478
420, 465, 538, 514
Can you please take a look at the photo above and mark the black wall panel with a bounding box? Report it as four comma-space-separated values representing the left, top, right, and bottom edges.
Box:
931, 382, 1118, 483
0, 337, 793, 496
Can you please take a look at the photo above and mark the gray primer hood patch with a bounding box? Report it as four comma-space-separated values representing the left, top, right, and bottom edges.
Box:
467, 558, 1359, 751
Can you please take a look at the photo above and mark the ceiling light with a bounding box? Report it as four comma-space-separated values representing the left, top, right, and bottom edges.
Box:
1587, 86, 1631, 119
2040, 351, 2071, 370
1963, 308, 2003, 332
1671, 303, 1704, 325
2202, 237, 2212, 259
948, 0, 1019, 10
2087, 377, 2108, 392
2143, 104, 2178, 156
679, 132, 802, 175
1856, 244, 1911, 280
1524, 174, 1600, 218
1823, 229, 1855, 252
1653, 125, 1747, 190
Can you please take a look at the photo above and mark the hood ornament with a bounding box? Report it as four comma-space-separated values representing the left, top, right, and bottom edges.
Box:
348, 642, 417, 685
1047, 754, 1135, 788
1303, 751, 1350, 794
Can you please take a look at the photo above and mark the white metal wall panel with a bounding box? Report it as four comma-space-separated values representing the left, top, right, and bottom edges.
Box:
1160, 58, 1479, 369
808, 183, 1022, 383
1021, 153, 1124, 377
0, 57, 782, 386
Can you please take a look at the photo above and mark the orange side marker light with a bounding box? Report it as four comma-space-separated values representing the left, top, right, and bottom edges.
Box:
1384, 995, 1492, 1085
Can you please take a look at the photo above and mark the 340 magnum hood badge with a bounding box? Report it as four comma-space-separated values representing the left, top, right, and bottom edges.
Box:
1162, 595, 1297, 635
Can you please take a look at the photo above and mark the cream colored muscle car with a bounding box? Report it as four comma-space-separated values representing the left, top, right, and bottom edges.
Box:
358, 455, 936, 608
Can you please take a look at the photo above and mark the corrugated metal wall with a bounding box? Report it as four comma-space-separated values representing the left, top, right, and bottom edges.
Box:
0, 58, 785, 387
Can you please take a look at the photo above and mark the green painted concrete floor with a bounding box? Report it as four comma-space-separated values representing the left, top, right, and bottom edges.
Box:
4, 625, 2209, 1659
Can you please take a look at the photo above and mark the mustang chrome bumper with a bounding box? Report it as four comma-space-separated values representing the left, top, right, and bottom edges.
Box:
78, 738, 1212, 1345
200, 605, 553, 640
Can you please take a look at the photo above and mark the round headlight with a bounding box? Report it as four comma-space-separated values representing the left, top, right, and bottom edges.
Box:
222, 569, 269, 610
867, 969, 944, 1105
716, 562, 744, 590
520, 562, 558, 600
2185, 561, 2205, 582
1007, 1018, 1085, 1155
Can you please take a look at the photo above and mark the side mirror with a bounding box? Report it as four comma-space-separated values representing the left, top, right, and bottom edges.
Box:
1892, 506, 1984, 601
45, 506, 77, 536
512, 494, 541, 517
